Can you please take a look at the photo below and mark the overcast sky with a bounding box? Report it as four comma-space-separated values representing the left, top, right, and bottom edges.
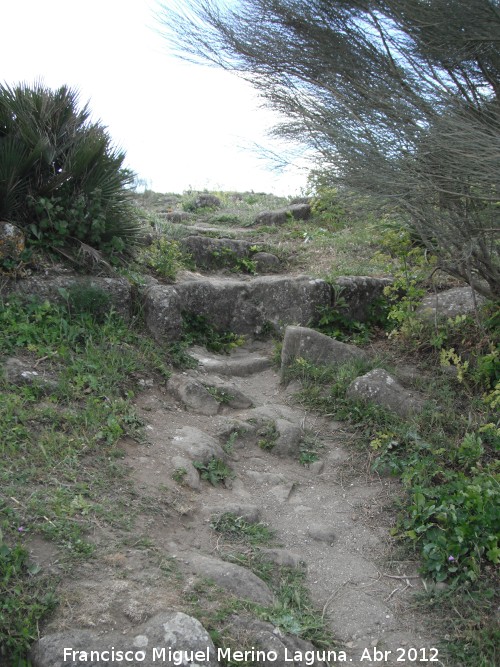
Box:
2, 0, 308, 195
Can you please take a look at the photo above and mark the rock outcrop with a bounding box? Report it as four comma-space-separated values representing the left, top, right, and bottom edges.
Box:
254, 203, 311, 225
2, 271, 132, 321
30, 611, 218, 667
143, 276, 331, 341
417, 286, 486, 320
333, 276, 392, 322
281, 325, 368, 371
347, 368, 427, 417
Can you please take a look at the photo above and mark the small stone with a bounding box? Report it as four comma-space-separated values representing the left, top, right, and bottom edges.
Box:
259, 548, 304, 568
347, 368, 427, 418
307, 524, 336, 544
270, 482, 296, 502
308, 460, 324, 474
167, 375, 220, 415
0, 221, 25, 262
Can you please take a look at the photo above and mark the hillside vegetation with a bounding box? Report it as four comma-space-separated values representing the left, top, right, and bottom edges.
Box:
1, 183, 499, 666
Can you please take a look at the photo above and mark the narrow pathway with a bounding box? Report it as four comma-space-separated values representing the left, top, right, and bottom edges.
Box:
124, 342, 438, 666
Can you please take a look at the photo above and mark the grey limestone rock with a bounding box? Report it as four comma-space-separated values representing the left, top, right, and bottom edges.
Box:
201, 377, 253, 409
142, 279, 183, 341
270, 482, 297, 503
273, 418, 303, 457
187, 553, 274, 605
141, 275, 332, 342
194, 193, 221, 209
167, 375, 220, 416
30, 611, 217, 667
2, 357, 58, 393
172, 426, 226, 463
281, 325, 368, 371
244, 276, 331, 334
252, 251, 281, 273
417, 286, 486, 321
307, 523, 336, 545
245, 470, 287, 486
347, 368, 427, 417
180, 235, 255, 270
333, 276, 393, 322
254, 203, 311, 226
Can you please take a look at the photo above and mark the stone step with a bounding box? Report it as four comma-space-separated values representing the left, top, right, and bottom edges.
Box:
189, 349, 271, 376
143, 274, 331, 341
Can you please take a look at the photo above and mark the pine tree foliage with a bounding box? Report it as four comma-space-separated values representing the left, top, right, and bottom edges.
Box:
159, 0, 500, 297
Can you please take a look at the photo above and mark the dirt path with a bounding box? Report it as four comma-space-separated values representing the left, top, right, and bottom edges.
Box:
38, 339, 441, 666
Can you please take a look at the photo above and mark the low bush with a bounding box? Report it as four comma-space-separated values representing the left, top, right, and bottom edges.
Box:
0, 82, 143, 264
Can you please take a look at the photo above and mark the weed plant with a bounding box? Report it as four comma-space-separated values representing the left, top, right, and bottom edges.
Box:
193, 458, 233, 486
204, 386, 235, 404
180, 312, 244, 354
208, 247, 257, 274
257, 422, 278, 451
210, 513, 274, 545
315, 292, 393, 345
140, 236, 185, 281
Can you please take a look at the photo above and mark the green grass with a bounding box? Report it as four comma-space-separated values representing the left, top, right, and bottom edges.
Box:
414, 580, 499, 667
285, 353, 499, 664
0, 526, 57, 663
0, 294, 172, 663
183, 546, 335, 666
210, 513, 274, 545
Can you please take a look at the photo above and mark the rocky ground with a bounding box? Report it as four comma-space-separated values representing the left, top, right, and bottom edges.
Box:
5, 193, 474, 666
30, 341, 439, 667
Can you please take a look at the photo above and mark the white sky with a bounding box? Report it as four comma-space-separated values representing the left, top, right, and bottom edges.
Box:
2, 0, 309, 195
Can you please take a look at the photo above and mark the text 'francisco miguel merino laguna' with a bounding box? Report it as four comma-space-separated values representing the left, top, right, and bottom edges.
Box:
63, 646, 350, 664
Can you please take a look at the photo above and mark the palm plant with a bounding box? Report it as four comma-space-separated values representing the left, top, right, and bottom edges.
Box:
0, 81, 143, 260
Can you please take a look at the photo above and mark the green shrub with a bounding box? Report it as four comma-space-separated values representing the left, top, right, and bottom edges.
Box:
0, 82, 143, 261
142, 237, 184, 281
193, 458, 233, 486
181, 311, 244, 354
315, 292, 392, 345
257, 422, 278, 451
